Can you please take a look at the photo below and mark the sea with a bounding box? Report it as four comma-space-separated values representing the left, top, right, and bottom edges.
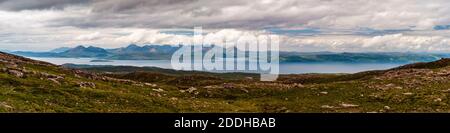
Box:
29, 57, 406, 74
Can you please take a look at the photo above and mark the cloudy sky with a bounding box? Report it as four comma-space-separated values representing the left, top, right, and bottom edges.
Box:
1, 0, 450, 52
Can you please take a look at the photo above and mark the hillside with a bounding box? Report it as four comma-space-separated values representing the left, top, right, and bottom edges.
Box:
0, 51, 180, 112
2, 51, 450, 112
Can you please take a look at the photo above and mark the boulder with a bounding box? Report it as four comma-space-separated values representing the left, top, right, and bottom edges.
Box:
340, 103, 359, 108
402, 92, 414, 96
223, 83, 234, 89
187, 87, 197, 93
319, 91, 328, 95
321, 105, 337, 109
5, 63, 18, 68
144, 83, 157, 87
0, 102, 13, 109
7, 70, 24, 78
152, 88, 165, 93
293, 83, 304, 88
49, 78, 61, 85
78, 82, 96, 88
0, 67, 7, 72
241, 89, 249, 93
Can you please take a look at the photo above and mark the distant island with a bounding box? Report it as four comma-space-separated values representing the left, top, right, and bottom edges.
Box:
90, 59, 113, 62
9, 44, 450, 63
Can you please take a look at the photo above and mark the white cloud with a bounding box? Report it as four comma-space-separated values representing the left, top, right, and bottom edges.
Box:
1, 0, 450, 52
75, 32, 101, 41
283, 33, 450, 52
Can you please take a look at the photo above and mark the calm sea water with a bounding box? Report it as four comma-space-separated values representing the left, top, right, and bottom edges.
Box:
29, 57, 406, 74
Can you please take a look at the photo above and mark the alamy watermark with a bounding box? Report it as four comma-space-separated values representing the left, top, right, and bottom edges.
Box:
171, 27, 279, 81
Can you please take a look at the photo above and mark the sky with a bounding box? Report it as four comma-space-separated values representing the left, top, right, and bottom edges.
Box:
1, 0, 450, 52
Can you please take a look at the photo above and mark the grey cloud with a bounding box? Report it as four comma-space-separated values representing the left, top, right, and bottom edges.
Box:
0, 0, 91, 11
3, 0, 450, 52
4, 0, 450, 31
91, 0, 200, 13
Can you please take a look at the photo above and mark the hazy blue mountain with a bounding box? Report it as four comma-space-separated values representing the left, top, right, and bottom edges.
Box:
0, 49, 10, 53
50, 47, 71, 53
9, 44, 450, 63
106, 44, 179, 54
279, 52, 446, 63
58, 46, 109, 57
12, 47, 72, 57
12, 45, 108, 57
12, 51, 59, 57
106, 44, 179, 60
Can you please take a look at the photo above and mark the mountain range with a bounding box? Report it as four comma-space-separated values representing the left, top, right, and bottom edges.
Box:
12, 44, 179, 60
10, 44, 450, 63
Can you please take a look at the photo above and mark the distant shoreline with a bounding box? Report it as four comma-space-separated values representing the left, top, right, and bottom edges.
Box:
90, 59, 113, 62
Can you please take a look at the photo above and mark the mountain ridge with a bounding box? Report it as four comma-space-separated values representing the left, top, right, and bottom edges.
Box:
9, 44, 450, 63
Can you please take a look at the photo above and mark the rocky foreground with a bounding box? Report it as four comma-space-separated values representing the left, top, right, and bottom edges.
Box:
1, 51, 450, 112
